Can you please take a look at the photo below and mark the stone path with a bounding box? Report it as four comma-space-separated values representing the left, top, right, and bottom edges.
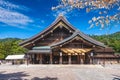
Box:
0, 64, 120, 80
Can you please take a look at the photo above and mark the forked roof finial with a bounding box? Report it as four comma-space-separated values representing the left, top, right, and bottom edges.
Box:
58, 13, 64, 17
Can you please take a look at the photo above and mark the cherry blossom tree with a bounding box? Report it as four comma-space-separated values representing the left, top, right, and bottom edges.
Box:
52, 0, 120, 30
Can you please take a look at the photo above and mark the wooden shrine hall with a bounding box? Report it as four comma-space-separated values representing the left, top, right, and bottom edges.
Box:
20, 15, 119, 64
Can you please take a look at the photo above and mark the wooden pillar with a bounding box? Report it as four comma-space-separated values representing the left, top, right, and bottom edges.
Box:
92, 57, 94, 64
68, 54, 71, 64
59, 52, 62, 64
39, 54, 42, 64
83, 54, 85, 64
36, 54, 38, 61
83, 54, 86, 64
32, 54, 34, 64
50, 53, 53, 64
80, 55, 84, 64
103, 58, 105, 67
118, 57, 120, 63
77, 54, 80, 64
79, 54, 81, 64
90, 57, 92, 64
26, 53, 29, 66
30, 54, 32, 64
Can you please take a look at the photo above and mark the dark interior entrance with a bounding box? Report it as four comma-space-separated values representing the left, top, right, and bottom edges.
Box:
71, 55, 78, 64
42, 54, 50, 64
53, 56, 59, 64
62, 55, 68, 64
33, 54, 39, 64
84, 53, 90, 64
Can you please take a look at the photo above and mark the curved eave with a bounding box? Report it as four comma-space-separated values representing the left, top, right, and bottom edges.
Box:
51, 30, 106, 48
19, 15, 76, 46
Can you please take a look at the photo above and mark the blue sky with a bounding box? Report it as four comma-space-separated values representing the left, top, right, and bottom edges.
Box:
0, 0, 120, 39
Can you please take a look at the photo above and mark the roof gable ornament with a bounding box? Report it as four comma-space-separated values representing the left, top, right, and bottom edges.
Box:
58, 13, 64, 17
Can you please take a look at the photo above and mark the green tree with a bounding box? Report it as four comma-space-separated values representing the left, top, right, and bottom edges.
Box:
0, 38, 27, 59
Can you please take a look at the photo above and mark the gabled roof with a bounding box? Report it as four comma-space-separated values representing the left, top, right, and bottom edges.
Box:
20, 15, 76, 46
51, 30, 106, 48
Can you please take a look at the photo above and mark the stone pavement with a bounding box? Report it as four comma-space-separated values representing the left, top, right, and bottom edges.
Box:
0, 64, 120, 80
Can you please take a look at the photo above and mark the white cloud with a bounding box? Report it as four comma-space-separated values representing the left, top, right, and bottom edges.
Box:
0, 0, 33, 28
0, 0, 30, 11
51, 4, 85, 19
52, 4, 73, 18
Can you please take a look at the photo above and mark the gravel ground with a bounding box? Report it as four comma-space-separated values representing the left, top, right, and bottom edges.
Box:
0, 64, 120, 80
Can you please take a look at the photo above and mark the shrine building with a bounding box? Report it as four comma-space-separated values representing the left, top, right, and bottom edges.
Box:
20, 15, 119, 64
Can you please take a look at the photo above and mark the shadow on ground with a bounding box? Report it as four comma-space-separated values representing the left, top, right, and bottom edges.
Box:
0, 71, 29, 80
113, 75, 120, 80
0, 71, 58, 80
31, 77, 58, 80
